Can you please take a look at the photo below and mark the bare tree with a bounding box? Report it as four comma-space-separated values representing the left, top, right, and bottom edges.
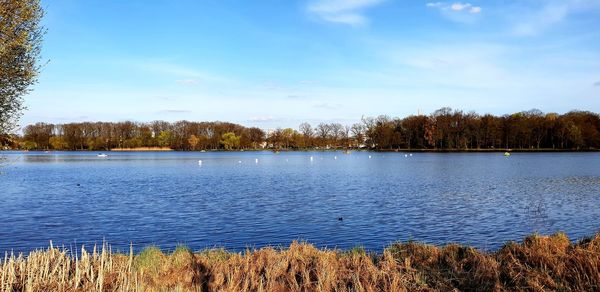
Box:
299, 122, 313, 148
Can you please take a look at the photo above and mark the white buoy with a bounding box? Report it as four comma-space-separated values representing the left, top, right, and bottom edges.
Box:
409, 153, 413, 157
404, 154, 408, 157
238, 160, 242, 164
368, 155, 372, 159
334, 156, 337, 160
198, 160, 202, 166
255, 158, 259, 164
310, 156, 314, 162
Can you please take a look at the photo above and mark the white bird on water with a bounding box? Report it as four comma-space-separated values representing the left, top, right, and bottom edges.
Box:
404, 154, 408, 157
238, 160, 242, 164
368, 155, 372, 159
310, 156, 314, 162
255, 158, 259, 164
334, 156, 337, 160
198, 160, 202, 166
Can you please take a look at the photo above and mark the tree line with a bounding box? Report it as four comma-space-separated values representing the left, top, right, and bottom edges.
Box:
5, 108, 600, 151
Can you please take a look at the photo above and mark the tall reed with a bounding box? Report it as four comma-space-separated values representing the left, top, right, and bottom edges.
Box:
1, 233, 599, 291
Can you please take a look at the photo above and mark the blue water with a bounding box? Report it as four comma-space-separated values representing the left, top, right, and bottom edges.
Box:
1, 151, 599, 254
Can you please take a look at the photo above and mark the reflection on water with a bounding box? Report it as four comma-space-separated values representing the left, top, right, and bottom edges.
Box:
0, 151, 599, 253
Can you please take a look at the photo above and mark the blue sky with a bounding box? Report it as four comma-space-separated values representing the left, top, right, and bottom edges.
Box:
23, 0, 600, 129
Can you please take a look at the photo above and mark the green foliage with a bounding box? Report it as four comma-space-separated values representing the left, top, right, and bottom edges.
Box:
49, 136, 67, 150
220, 132, 240, 150
342, 246, 367, 257
157, 130, 172, 147
171, 245, 194, 268
134, 246, 164, 274
196, 248, 232, 261
19, 140, 37, 150
0, 0, 45, 134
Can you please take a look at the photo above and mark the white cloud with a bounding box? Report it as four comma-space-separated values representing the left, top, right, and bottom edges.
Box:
450, 3, 471, 11
248, 116, 277, 122
427, 2, 482, 15
307, 0, 385, 26
469, 6, 481, 13
426, 2, 443, 8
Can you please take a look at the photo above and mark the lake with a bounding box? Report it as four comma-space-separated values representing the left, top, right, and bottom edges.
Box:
1, 151, 599, 254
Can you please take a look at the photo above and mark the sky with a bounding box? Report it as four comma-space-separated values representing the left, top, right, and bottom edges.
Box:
22, 0, 600, 129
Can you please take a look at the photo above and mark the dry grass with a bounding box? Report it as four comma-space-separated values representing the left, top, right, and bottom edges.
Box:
109, 147, 173, 151
1, 233, 599, 291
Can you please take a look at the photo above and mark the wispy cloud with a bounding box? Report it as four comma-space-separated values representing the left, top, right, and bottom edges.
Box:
157, 109, 192, 114
299, 80, 320, 85
511, 1, 600, 36
469, 6, 481, 13
176, 79, 199, 85
512, 3, 569, 36
248, 116, 277, 122
138, 62, 204, 78
426, 2, 443, 8
287, 95, 307, 99
261, 80, 286, 91
313, 102, 342, 110
45, 115, 89, 121
425, 2, 482, 23
307, 0, 385, 26
426, 2, 482, 14
594, 81, 600, 87
134, 60, 230, 83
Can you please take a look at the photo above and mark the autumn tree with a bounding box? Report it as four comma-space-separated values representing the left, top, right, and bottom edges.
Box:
220, 132, 240, 150
12, 109, 600, 151
157, 131, 172, 148
188, 134, 199, 150
244, 127, 265, 149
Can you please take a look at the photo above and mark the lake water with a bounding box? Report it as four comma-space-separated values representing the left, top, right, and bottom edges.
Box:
1, 151, 599, 254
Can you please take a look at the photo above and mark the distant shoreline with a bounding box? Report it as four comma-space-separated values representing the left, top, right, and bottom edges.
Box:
1, 148, 598, 153
378, 148, 600, 153
110, 147, 173, 152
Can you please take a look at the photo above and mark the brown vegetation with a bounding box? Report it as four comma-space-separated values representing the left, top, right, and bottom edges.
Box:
1, 233, 599, 291
110, 147, 173, 152
11, 108, 600, 152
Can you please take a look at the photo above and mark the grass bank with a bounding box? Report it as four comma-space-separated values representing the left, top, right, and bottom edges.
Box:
1, 233, 599, 291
